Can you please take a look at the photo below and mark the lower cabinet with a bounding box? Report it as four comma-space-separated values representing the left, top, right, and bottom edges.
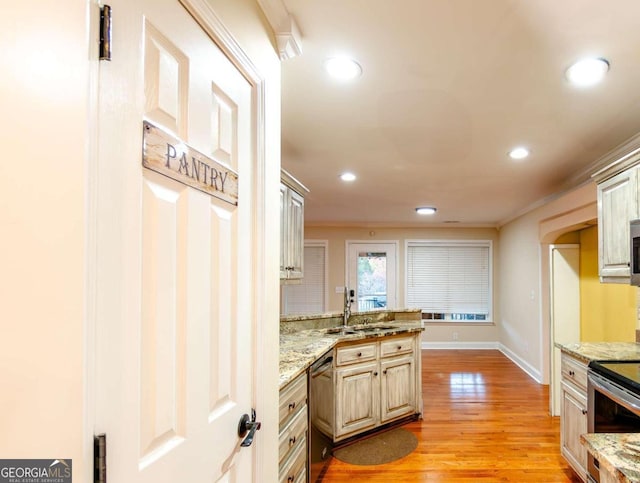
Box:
335, 360, 379, 438
560, 352, 588, 482
279, 372, 308, 483
334, 334, 420, 442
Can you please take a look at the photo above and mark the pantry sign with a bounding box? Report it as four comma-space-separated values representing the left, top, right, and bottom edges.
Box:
142, 121, 238, 206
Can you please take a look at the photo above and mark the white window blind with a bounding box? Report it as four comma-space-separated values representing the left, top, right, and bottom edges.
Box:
406, 241, 491, 319
282, 244, 326, 315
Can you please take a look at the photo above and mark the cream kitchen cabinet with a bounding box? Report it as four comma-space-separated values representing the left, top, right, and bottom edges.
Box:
592, 133, 640, 283
560, 352, 588, 482
279, 372, 308, 483
596, 166, 638, 282
280, 170, 308, 281
334, 334, 420, 442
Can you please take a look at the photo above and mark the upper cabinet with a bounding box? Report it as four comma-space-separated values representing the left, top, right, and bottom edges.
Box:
281, 170, 309, 281
592, 134, 640, 283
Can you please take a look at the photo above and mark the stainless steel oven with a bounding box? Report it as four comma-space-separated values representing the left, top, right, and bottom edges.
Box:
587, 361, 640, 482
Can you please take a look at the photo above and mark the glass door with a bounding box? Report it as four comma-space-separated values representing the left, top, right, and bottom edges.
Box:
347, 242, 397, 310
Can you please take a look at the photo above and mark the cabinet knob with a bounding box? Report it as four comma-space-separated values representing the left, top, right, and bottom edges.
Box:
374, 371, 378, 376
287, 477, 294, 483
357, 352, 362, 357
582, 409, 587, 415
288, 402, 296, 411
397, 345, 402, 350
383, 369, 387, 375
569, 370, 575, 376
289, 436, 296, 445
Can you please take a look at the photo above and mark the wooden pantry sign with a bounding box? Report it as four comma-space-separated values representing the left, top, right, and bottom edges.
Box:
142, 120, 238, 206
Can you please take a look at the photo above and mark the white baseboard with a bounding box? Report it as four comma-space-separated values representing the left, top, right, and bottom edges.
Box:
497, 343, 543, 383
419, 341, 543, 384
421, 341, 498, 350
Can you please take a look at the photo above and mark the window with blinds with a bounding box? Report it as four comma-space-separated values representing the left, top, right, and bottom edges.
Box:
406, 240, 492, 322
281, 242, 327, 315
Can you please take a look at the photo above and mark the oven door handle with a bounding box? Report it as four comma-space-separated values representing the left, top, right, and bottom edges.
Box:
589, 372, 640, 413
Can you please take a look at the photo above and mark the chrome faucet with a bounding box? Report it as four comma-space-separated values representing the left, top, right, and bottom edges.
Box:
343, 287, 354, 327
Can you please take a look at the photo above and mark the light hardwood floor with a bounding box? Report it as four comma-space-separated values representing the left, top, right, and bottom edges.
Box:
320, 349, 582, 482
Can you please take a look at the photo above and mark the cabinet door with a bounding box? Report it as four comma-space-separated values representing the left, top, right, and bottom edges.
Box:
335, 361, 379, 439
287, 189, 305, 279
279, 183, 288, 278
561, 381, 588, 480
598, 167, 639, 281
380, 355, 416, 423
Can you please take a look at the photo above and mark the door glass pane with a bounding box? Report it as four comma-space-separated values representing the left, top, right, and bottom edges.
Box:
357, 252, 387, 310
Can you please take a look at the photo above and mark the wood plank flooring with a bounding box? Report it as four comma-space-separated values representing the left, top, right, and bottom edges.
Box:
319, 349, 582, 482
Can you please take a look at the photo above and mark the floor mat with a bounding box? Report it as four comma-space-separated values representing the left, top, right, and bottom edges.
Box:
333, 428, 418, 465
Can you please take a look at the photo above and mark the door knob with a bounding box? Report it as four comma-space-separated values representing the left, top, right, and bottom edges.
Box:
238, 409, 261, 447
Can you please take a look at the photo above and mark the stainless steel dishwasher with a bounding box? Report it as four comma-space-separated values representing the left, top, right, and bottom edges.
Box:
308, 350, 334, 482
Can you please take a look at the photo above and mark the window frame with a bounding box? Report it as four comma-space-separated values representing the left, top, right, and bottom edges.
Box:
404, 239, 494, 324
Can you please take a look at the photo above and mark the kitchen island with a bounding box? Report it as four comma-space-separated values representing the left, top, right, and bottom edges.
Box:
279, 309, 424, 389
278, 309, 425, 482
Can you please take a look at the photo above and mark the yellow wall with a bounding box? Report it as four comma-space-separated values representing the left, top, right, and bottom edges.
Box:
579, 226, 637, 341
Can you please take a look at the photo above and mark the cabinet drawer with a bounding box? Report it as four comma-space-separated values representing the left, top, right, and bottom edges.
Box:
279, 433, 307, 483
279, 373, 307, 428
279, 405, 307, 466
380, 336, 414, 358
561, 354, 588, 392
336, 342, 377, 366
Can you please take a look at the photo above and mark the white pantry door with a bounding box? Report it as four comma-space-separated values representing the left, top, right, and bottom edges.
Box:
94, 1, 262, 481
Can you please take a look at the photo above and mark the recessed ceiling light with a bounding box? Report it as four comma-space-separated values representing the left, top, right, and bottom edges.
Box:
324, 57, 362, 81
340, 172, 356, 182
509, 147, 530, 160
416, 207, 437, 215
566, 58, 609, 87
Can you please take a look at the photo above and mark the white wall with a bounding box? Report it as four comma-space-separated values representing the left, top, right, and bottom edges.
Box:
0, 0, 90, 474
498, 183, 597, 382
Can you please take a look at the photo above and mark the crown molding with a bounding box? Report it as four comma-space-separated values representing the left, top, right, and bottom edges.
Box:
590, 131, 640, 183
257, 0, 302, 60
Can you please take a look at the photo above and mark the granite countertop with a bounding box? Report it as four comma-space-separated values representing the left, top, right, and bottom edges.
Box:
558, 341, 640, 481
556, 342, 640, 364
279, 320, 425, 389
581, 433, 640, 483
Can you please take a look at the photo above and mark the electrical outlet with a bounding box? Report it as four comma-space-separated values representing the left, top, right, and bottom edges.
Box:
452, 332, 459, 341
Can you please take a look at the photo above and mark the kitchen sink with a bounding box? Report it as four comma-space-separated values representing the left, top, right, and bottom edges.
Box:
323, 325, 397, 335
323, 327, 357, 335
352, 325, 397, 332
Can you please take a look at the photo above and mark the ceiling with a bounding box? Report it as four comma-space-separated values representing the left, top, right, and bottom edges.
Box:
279, 0, 640, 227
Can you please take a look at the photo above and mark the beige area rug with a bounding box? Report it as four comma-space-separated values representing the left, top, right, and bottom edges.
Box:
333, 428, 418, 465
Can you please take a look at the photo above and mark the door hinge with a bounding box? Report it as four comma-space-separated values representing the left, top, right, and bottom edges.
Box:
94, 433, 106, 483
99, 5, 112, 61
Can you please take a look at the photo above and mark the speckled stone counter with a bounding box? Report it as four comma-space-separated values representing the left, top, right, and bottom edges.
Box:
557, 342, 640, 481
556, 342, 640, 364
279, 319, 425, 389
581, 433, 640, 483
